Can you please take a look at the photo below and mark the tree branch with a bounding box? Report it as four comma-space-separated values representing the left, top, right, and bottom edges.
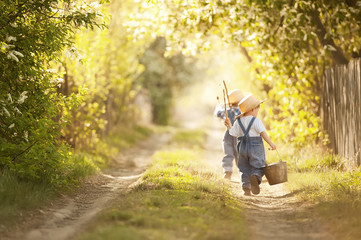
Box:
310, 9, 348, 65
239, 45, 260, 74
12, 140, 40, 163
274, 0, 295, 35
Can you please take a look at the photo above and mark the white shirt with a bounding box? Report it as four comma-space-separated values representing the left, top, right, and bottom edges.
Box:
229, 116, 266, 137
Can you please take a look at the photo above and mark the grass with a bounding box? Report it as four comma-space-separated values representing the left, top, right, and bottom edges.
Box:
171, 129, 206, 149
0, 125, 153, 227
76, 129, 249, 240
284, 144, 361, 240
77, 189, 247, 240
91, 125, 153, 162
0, 171, 56, 224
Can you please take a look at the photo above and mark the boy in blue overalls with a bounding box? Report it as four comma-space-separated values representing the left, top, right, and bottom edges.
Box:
225, 93, 276, 196
214, 89, 244, 180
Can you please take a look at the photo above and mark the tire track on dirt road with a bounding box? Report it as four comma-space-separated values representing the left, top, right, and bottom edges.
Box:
3, 133, 171, 240
205, 118, 334, 240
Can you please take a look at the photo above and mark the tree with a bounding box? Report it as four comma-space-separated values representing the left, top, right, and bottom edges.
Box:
0, 0, 105, 187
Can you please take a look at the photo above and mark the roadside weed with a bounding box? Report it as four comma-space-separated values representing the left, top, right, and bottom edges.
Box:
0, 126, 152, 226
285, 144, 361, 240
0, 171, 56, 224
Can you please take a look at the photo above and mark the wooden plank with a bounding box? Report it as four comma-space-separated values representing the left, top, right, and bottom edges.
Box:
322, 59, 361, 168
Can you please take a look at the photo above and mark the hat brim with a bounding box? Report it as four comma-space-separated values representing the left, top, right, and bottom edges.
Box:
235, 99, 266, 119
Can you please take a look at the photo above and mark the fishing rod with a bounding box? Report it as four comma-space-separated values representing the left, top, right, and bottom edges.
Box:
223, 80, 231, 109
223, 89, 228, 121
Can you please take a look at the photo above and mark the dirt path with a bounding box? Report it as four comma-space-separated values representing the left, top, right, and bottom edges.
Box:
3, 133, 171, 240
205, 118, 334, 240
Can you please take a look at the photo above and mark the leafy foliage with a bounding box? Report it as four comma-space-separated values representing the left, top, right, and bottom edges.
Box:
56, 0, 143, 150
0, 0, 106, 187
128, 0, 361, 147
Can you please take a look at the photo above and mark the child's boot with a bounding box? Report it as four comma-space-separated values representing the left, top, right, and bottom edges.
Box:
243, 187, 251, 196
223, 171, 232, 180
250, 175, 260, 195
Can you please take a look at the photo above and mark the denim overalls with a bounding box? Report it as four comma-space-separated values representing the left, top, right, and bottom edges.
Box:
236, 117, 266, 190
217, 107, 241, 172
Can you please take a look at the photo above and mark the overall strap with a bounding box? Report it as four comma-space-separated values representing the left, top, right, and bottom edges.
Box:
237, 118, 247, 135
227, 109, 235, 124
245, 117, 256, 136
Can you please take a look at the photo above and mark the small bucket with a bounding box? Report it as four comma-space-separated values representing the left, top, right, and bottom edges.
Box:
263, 150, 287, 185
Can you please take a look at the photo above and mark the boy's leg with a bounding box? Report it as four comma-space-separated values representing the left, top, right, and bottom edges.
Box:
251, 168, 265, 183
249, 174, 260, 195
222, 131, 235, 179
237, 148, 252, 192
240, 171, 251, 190
249, 157, 266, 186
248, 137, 266, 193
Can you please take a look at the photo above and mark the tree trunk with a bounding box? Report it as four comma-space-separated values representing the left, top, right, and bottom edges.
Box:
310, 9, 348, 65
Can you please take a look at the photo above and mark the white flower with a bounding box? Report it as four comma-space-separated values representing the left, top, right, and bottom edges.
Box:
6, 36, 17, 42
50, 77, 64, 85
46, 69, 57, 73
14, 107, 22, 114
9, 123, 15, 129
7, 50, 23, 62
90, 2, 101, 9
18, 91, 28, 104
7, 52, 19, 62
24, 131, 28, 142
7, 93, 13, 103
3, 107, 10, 117
13, 51, 24, 58
10, 22, 18, 28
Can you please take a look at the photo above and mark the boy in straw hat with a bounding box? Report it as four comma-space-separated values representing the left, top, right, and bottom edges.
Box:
225, 93, 276, 196
214, 89, 245, 180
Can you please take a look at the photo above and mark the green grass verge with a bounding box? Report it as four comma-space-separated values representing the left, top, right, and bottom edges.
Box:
171, 129, 206, 149
0, 125, 152, 226
284, 145, 361, 240
76, 129, 248, 240
0, 171, 56, 224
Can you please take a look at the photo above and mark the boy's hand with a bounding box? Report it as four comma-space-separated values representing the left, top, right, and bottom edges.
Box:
268, 143, 276, 150
224, 118, 231, 129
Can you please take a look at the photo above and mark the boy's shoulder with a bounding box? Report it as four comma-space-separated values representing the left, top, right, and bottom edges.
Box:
240, 116, 263, 124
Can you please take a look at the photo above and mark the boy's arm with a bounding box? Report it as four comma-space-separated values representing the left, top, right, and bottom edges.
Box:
214, 105, 226, 119
260, 131, 276, 150
224, 118, 232, 130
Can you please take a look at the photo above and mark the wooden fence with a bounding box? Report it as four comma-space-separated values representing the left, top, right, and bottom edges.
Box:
322, 58, 361, 168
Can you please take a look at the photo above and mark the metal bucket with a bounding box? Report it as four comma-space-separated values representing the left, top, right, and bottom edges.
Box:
264, 161, 287, 185
263, 150, 287, 185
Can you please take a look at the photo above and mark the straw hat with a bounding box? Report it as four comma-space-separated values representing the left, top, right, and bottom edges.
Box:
228, 89, 245, 104
237, 93, 266, 117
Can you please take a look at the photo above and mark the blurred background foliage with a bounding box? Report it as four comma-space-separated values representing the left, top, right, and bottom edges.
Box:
0, 0, 203, 187
131, 0, 361, 147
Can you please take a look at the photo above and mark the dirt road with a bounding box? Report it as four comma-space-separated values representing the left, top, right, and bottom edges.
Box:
3, 133, 171, 240
205, 117, 334, 240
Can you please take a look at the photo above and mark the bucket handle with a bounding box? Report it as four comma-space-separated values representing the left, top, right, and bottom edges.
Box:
267, 148, 283, 162
276, 149, 282, 162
